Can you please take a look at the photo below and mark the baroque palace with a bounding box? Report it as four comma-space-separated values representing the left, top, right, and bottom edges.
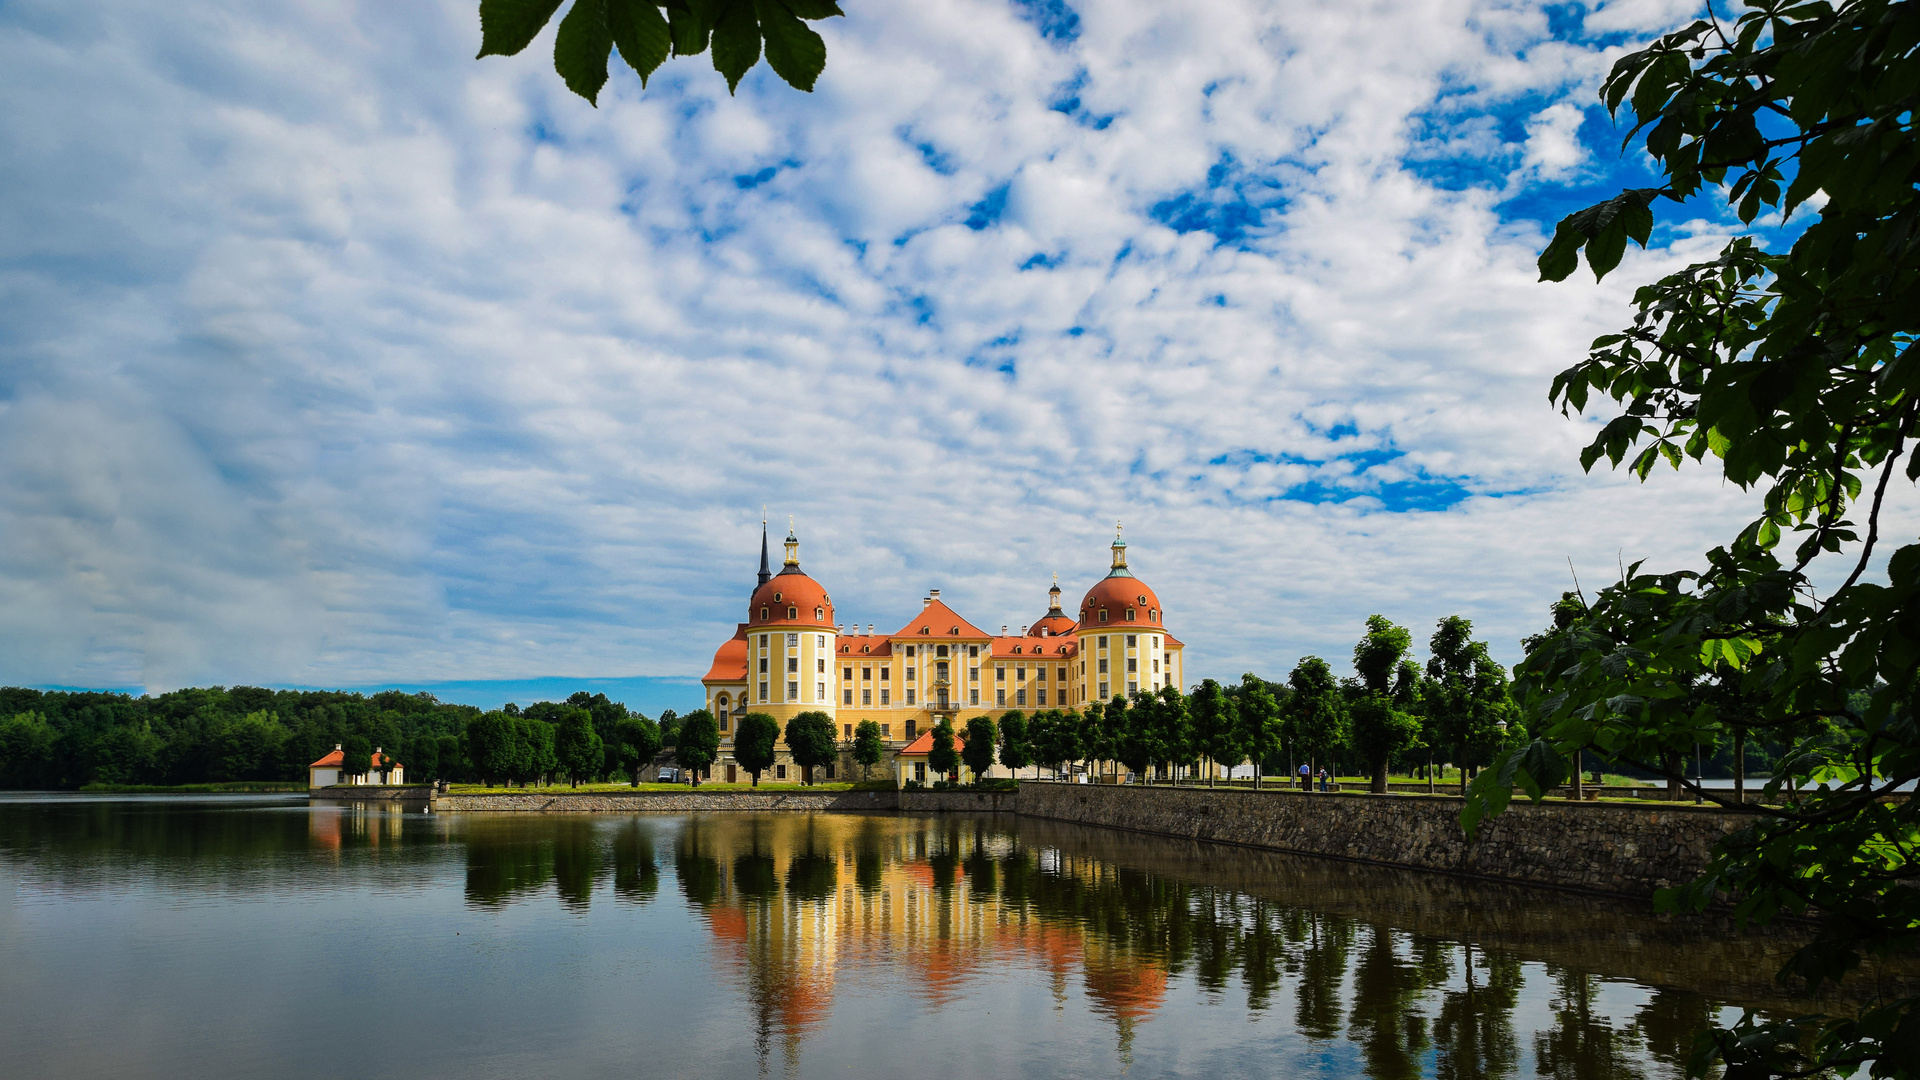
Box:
700, 524, 1184, 773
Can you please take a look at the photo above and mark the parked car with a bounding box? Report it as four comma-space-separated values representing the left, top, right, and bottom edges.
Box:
655, 767, 679, 783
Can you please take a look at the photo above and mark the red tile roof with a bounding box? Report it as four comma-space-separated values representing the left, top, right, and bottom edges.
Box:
890, 599, 990, 640
308, 748, 400, 770
702, 624, 750, 683
836, 635, 893, 656
897, 729, 968, 757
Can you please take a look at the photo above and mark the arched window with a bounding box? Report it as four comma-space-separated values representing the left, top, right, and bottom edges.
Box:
815, 606, 824, 620
760, 607, 769, 620
1151, 609, 1159, 623
787, 606, 797, 619
1125, 608, 1136, 622
1099, 609, 1109, 623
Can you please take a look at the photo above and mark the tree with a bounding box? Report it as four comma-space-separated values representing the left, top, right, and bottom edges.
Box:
1156, 684, 1196, 782
436, 733, 465, 782
675, 710, 720, 779
1233, 674, 1283, 789
656, 709, 682, 747
997, 710, 1031, 778
1115, 694, 1156, 783
784, 711, 837, 784
962, 715, 998, 781
1080, 700, 1110, 780
554, 705, 603, 787
852, 719, 883, 780
1466, 4, 1920, 1075
519, 716, 558, 786
1284, 658, 1347, 787
732, 711, 780, 786
1423, 617, 1517, 792
1190, 679, 1239, 786
927, 719, 959, 783
467, 712, 514, 786
1351, 615, 1423, 794
613, 713, 661, 785
341, 735, 373, 781
1051, 710, 1085, 780
477, 0, 845, 106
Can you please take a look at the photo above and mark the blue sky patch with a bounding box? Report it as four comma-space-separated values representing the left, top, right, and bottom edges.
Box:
1011, 0, 1081, 45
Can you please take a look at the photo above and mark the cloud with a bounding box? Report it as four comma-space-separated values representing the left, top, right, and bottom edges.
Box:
1, 0, 1905, 698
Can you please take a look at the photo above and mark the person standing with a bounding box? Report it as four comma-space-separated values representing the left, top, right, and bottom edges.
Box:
1297, 762, 1310, 790
1317, 767, 1329, 792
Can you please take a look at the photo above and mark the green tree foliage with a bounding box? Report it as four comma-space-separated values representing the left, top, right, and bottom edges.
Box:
519, 716, 558, 785
996, 710, 1031, 777
852, 719, 883, 780
962, 714, 998, 780
1051, 709, 1085, 778
476, 0, 845, 105
1190, 678, 1240, 786
1472, 4, 1920, 1075
784, 710, 837, 784
1233, 674, 1284, 788
1156, 684, 1196, 781
675, 710, 720, 778
612, 714, 661, 785
1114, 694, 1156, 782
1284, 658, 1348, 782
928, 719, 959, 782
436, 733, 466, 782
0, 712, 58, 789
341, 735, 373, 780
1424, 617, 1520, 793
1081, 700, 1110, 778
1350, 615, 1424, 794
552, 705, 603, 787
468, 711, 514, 786
656, 708, 682, 747
732, 711, 780, 785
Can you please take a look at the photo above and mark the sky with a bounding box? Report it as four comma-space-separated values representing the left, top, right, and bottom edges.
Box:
1, 0, 1900, 708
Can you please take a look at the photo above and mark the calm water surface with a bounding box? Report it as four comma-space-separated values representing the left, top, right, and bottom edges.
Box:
0, 795, 1817, 1079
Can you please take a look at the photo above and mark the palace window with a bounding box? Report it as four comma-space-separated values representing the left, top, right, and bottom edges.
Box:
718, 713, 729, 732
862, 667, 871, 681
996, 667, 1005, 682
969, 689, 979, 705
1036, 667, 1046, 682
843, 666, 852, 680
787, 633, 799, 646
1099, 681, 1109, 698
816, 657, 825, 673
844, 724, 852, 740
1125, 608, 1135, 621
996, 689, 1006, 706
816, 681, 825, 700
1098, 636, 1108, 649
788, 606, 798, 619
1057, 667, 1068, 682
881, 724, 890, 739
880, 689, 890, 705
968, 667, 978, 682
879, 667, 890, 681
1127, 635, 1137, 648
936, 661, 949, 680
906, 689, 916, 705
862, 689, 872, 705
904, 645, 916, 656
1127, 658, 1137, 672
815, 608, 823, 621
1037, 689, 1048, 706
1150, 610, 1158, 623
1099, 610, 1108, 622
1098, 658, 1108, 674
759, 681, 768, 700
1016, 689, 1026, 706
1153, 659, 1160, 672
844, 688, 853, 705
936, 645, 949, 657
968, 645, 979, 658
787, 656, 798, 673
1016, 666, 1026, 681
906, 720, 917, 740
906, 666, 915, 680
761, 607, 769, 620
1013, 646, 1022, 655
759, 634, 768, 647
759, 658, 768, 673
788, 680, 798, 699
1128, 681, 1138, 695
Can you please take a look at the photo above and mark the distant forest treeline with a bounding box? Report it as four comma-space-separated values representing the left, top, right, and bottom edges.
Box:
0, 686, 684, 790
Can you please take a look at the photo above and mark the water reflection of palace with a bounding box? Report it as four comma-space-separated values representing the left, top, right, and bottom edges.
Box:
437, 811, 1899, 1079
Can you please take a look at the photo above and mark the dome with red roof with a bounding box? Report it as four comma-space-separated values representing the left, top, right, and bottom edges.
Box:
1028, 579, 1078, 637
746, 529, 835, 629
1078, 531, 1166, 629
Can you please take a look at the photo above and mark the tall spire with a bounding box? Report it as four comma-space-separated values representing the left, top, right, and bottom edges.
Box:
781, 517, 801, 573
757, 510, 771, 588
1107, 521, 1133, 578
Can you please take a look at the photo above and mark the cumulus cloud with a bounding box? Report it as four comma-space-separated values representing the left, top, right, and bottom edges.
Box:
1, 0, 1903, 696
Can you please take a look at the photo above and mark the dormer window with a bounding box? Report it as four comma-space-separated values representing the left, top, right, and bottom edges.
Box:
948, 626, 958, 635
921, 626, 929, 635
1125, 608, 1136, 622
862, 645, 870, 653
1099, 610, 1109, 623
1151, 609, 1159, 623
815, 606, 824, 620
788, 606, 798, 619
760, 607, 770, 620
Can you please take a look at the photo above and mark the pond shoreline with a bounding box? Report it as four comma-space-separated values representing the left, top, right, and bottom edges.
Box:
321, 783, 1756, 900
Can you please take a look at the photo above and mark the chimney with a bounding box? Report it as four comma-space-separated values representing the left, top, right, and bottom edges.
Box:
334, 743, 342, 751
922, 596, 931, 608
929, 589, 941, 603
1002, 625, 1008, 635
1021, 625, 1028, 635
867, 623, 873, 634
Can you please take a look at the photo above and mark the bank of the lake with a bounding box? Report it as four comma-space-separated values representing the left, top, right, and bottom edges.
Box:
401, 782, 1754, 899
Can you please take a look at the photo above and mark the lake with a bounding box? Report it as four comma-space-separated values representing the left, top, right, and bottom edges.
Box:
0, 794, 1818, 1079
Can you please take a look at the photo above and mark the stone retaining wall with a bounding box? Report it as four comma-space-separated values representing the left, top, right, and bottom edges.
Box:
1016, 783, 1751, 898
309, 785, 431, 803
430, 789, 899, 813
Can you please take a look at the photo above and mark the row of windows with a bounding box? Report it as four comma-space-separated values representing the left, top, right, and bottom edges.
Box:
1085, 607, 1161, 624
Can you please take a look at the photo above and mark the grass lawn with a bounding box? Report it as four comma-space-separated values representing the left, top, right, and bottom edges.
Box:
444, 781, 893, 794
78, 782, 309, 793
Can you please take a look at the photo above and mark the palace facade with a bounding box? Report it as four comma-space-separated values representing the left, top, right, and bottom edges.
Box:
700, 525, 1184, 771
